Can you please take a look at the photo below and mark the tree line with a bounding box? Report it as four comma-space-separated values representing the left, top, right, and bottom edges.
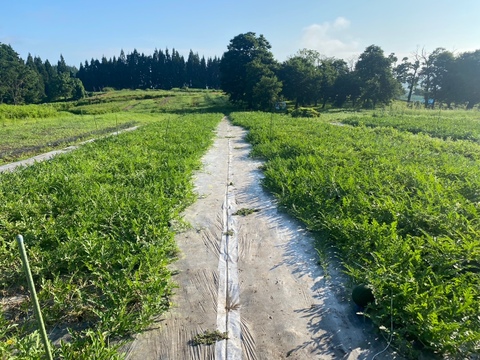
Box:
220, 32, 480, 110
0, 44, 221, 104
77, 49, 221, 92
2, 35, 479, 110
0, 43, 85, 104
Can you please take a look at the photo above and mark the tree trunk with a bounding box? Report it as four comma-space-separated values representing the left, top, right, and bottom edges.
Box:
407, 67, 418, 103
407, 79, 416, 103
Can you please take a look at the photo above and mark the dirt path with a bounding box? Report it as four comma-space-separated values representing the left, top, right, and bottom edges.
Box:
123, 117, 398, 360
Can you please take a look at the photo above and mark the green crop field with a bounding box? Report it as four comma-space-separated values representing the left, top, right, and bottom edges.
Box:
0, 89, 230, 165
2, 91, 480, 358
341, 105, 480, 142
0, 90, 229, 359
231, 110, 480, 357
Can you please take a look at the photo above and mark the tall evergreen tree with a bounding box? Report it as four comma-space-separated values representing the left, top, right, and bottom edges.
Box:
0, 43, 40, 104
186, 50, 201, 87
24, 53, 45, 103
220, 32, 279, 108
171, 49, 186, 88
206, 56, 221, 89
76, 47, 220, 92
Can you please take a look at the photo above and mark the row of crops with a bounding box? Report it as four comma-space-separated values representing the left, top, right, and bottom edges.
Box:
0, 89, 231, 166
342, 108, 480, 142
230, 111, 480, 357
0, 113, 221, 358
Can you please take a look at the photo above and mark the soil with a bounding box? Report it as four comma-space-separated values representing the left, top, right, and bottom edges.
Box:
122, 117, 401, 360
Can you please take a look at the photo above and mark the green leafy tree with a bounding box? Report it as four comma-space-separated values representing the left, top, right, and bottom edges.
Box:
279, 55, 317, 108
245, 58, 281, 109
332, 71, 361, 107
220, 32, 278, 108
58, 73, 75, 99
72, 78, 86, 100
355, 45, 402, 108
430, 50, 456, 107
394, 55, 420, 103
418, 47, 449, 108
318, 58, 349, 108
0, 43, 42, 104
252, 74, 283, 111
454, 50, 480, 109
280, 49, 358, 109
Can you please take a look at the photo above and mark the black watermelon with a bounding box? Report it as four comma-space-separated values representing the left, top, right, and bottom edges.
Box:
352, 284, 375, 307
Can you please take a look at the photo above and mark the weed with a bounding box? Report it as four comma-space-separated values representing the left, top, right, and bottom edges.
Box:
233, 208, 259, 216
192, 330, 228, 345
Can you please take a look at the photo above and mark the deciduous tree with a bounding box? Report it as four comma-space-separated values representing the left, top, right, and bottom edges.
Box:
454, 50, 480, 109
355, 45, 402, 108
394, 54, 420, 103
279, 55, 317, 108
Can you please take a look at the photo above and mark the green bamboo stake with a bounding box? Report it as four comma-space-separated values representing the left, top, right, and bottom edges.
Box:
16, 235, 53, 360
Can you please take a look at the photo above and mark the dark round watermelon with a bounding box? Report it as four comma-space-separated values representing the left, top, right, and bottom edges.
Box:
352, 284, 375, 307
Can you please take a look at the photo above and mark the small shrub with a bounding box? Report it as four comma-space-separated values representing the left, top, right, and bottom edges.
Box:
289, 107, 320, 118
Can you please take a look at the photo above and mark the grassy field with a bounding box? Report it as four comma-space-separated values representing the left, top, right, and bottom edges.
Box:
231, 109, 480, 357
341, 104, 480, 142
0, 90, 230, 359
0, 89, 230, 165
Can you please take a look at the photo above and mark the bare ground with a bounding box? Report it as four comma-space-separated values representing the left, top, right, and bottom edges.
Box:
123, 117, 400, 360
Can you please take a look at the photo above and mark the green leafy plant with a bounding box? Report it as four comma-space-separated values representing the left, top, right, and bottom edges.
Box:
289, 107, 320, 118
231, 110, 480, 357
0, 112, 222, 358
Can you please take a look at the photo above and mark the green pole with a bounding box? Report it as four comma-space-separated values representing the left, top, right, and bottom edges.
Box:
16, 235, 53, 360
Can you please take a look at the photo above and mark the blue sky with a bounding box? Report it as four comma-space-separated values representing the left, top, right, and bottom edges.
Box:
1, 0, 479, 67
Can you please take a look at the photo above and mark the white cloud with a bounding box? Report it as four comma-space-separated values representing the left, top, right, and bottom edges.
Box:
333, 16, 350, 30
300, 17, 360, 59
